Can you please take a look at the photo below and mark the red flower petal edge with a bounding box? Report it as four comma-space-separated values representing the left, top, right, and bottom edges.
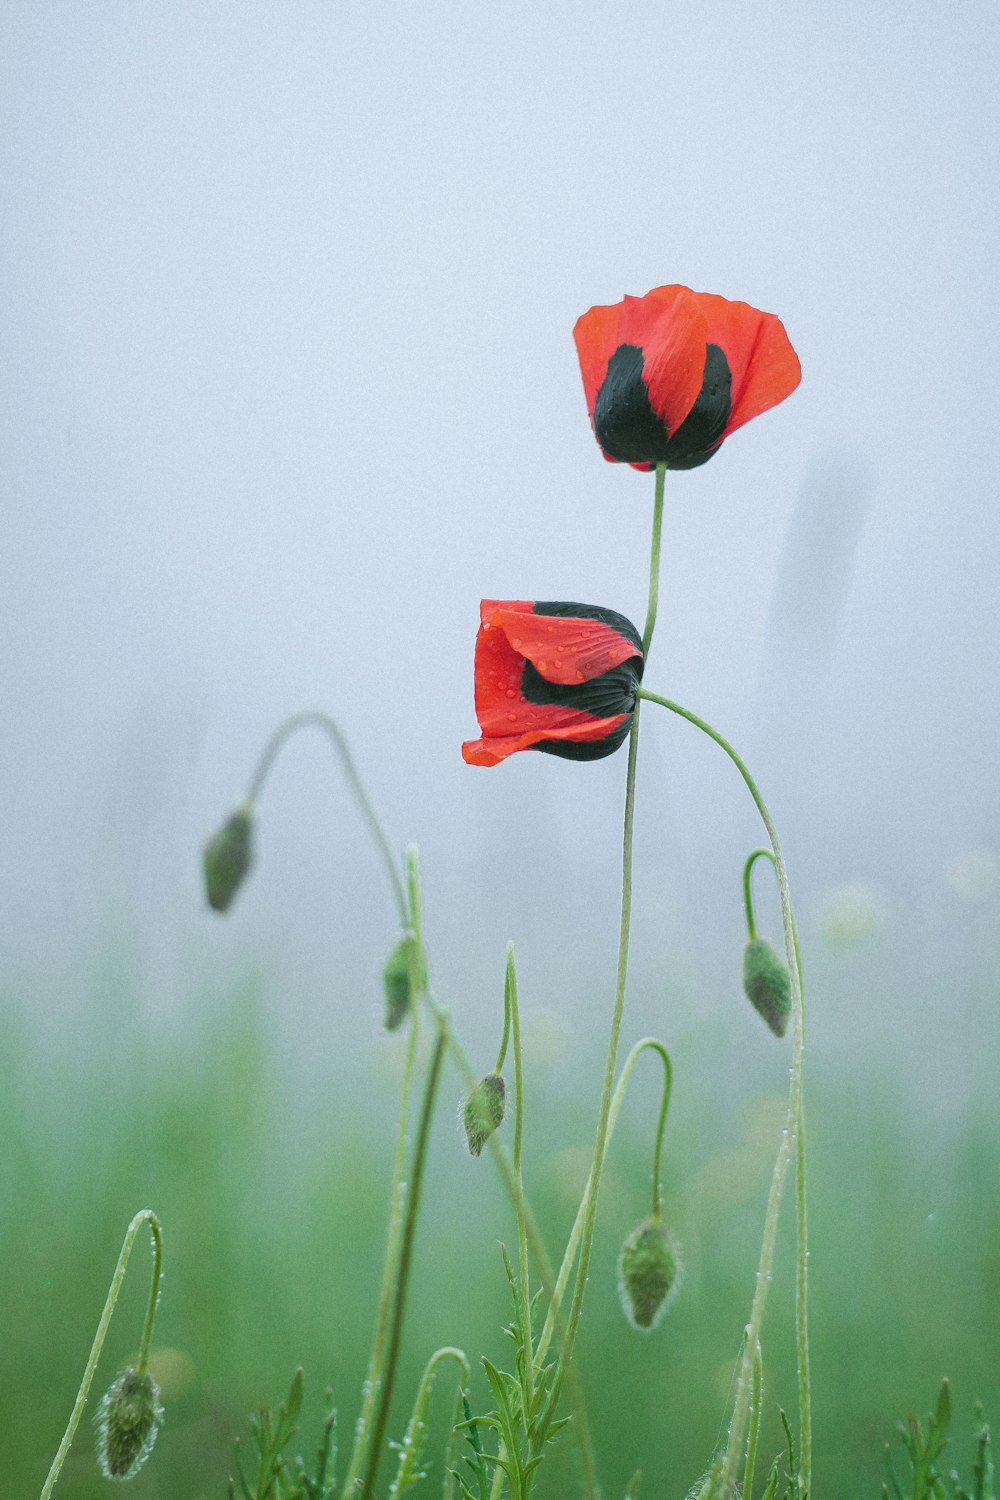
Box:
573, 284, 800, 472
462, 600, 644, 766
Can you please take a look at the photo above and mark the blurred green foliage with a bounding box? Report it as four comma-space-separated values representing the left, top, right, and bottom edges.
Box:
1, 959, 997, 1500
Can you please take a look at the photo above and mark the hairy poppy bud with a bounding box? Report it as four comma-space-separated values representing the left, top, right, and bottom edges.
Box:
202, 805, 254, 913
94, 1365, 163, 1481
382, 934, 423, 1030
462, 1073, 506, 1156
618, 1218, 681, 1331
742, 938, 792, 1038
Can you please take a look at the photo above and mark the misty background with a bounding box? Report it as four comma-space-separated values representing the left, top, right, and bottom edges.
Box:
1, 3, 998, 1491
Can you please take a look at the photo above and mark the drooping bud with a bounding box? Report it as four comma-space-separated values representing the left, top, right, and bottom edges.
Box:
94, 1365, 163, 1481
202, 805, 254, 913
617, 1217, 681, 1331
742, 938, 792, 1038
382, 934, 422, 1030
462, 1073, 506, 1156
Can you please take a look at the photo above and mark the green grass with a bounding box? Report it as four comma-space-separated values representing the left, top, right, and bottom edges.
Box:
2, 956, 997, 1500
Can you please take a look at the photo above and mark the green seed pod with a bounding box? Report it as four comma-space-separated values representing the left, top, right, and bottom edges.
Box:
382, 934, 422, 1030
462, 1073, 506, 1156
618, 1217, 681, 1331
94, 1365, 163, 1481
202, 806, 254, 913
742, 938, 792, 1038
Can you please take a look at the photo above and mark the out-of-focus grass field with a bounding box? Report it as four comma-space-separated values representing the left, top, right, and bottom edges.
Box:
2, 950, 998, 1500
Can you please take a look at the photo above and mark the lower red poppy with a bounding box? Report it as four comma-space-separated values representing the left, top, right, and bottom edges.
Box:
462, 600, 644, 766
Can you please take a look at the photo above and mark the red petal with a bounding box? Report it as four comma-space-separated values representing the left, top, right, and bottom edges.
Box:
492, 605, 640, 685
573, 301, 622, 419
462, 712, 630, 767
693, 293, 801, 438
617, 286, 707, 437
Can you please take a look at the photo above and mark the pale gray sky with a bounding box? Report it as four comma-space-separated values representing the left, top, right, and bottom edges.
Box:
2, 2, 998, 1089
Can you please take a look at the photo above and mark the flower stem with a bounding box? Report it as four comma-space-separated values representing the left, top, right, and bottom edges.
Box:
742, 847, 776, 943
341, 850, 426, 1500
246, 710, 408, 925
39, 1210, 163, 1500
536, 1035, 673, 1363
339, 978, 421, 1500
642, 463, 667, 657
506, 944, 533, 1383
360, 1022, 448, 1500
542, 461, 666, 1439
636, 688, 810, 1500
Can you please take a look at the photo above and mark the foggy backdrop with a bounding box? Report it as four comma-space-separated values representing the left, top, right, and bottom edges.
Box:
2, 0, 998, 1107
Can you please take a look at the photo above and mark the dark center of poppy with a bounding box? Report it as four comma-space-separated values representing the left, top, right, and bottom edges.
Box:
593, 344, 671, 464
519, 658, 641, 740
592, 342, 733, 469
663, 343, 733, 470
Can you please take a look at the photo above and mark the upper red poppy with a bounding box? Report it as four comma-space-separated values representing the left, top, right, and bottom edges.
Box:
573, 285, 801, 472
462, 600, 644, 767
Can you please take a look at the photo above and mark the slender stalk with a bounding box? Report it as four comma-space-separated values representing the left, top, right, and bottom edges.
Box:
540, 463, 667, 1427
506, 945, 533, 1383
537, 1037, 673, 1362
635, 689, 810, 1500
361, 1024, 448, 1500
743, 847, 776, 943
494, 958, 512, 1075
648, 1043, 672, 1222
341, 849, 427, 1500
39, 1210, 163, 1500
246, 710, 408, 924
340, 988, 421, 1499
405, 849, 598, 1500
642, 463, 667, 656
423, 960, 599, 1500
388, 1346, 470, 1500
743, 1339, 763, 1500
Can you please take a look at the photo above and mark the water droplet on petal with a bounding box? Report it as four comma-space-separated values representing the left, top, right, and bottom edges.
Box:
507, 712, 517, 723
506, 689, 516, 699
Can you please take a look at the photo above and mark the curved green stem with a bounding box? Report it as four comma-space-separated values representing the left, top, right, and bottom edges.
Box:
388, 1346, 470, 1500
39, 1210, 163, 1500
537, 1037, 672, 1362
246, 710, 407, 925
648, 1041, 673, 1222
636, 689, 810, 1500
742, 848, 776, 943
495, 960, 512, 1076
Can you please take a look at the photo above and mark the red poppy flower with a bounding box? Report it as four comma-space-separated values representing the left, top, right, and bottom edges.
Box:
573, 285, 801, 472
462, 600, 644, 767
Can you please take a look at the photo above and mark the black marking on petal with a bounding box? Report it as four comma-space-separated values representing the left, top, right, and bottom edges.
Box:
532, 716, 634, 761
593, 344, 673, 464
520, 659, 641, 717
532, 601, 644, 660
663, 344, 732, 470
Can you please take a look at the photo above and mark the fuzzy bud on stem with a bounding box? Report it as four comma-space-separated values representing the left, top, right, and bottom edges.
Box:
618, 1218, 681, 1331
742, 939, 792, 1038
94, 1366, 163, 1481
382, 933, 423, 1030
202, 805, 255, 912
462, 1073, 506, 1156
